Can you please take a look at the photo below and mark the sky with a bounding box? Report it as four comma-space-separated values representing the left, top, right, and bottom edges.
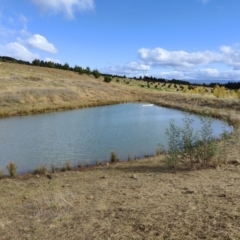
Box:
0, 0, 240, 82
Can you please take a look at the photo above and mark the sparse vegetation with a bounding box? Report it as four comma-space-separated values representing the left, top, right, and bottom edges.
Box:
164, 115, 233, 169
6, 162, 17, 177
33, 165, 48, 175
110, 151, 119, 162
213, 85, 227, 98
0, 169, 6, 179
61, 160, 72, 172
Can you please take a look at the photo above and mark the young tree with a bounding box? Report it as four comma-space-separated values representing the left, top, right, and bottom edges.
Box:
63, 62, 70, 70
92, 69, 101, 78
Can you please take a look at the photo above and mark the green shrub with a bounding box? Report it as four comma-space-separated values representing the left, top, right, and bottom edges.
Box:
165, 120, 182, 168
6, 162, 17, 177
104, 76, 112, 83
194, 117, 217, 167
180, 116, 198, 168
92, 69, 101, 78
110, 151, 119, 162
165, 115, 220, 169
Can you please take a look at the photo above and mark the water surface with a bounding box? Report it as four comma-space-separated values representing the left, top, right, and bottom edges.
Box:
0, 103, 232, 173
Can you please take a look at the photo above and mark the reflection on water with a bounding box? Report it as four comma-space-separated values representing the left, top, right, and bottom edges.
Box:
0, 103, 232, 173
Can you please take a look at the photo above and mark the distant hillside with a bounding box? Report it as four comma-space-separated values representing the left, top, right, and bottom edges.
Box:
1, 55, 240, 90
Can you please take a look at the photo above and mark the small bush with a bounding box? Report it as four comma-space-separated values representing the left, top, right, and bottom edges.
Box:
6, 162, 17, 177
165, 120, 182, 168
92, 69, 101, 78
104, 76, 112, 83
33, 166, 48, 175
164, 115, 221, 169
194, 117, 217, 167
110, 151, 119, 162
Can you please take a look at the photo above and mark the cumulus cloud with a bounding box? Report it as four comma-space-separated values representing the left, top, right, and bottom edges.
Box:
27, 34, 57, 53
138, 47, 223, 69
138, 46, 240, 71
31, 0, 95, 19
102, 62, 150, 76
155, 68, 240, 82
0, 42, 39, 62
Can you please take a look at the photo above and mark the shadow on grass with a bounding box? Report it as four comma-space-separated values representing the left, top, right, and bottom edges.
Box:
115, 162, 188, 174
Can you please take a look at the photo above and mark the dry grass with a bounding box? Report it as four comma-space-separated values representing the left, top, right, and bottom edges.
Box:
1, 62, 240, 239
1, 157, 240, 239
0, 62, 140, 117
0, 62, 240, 126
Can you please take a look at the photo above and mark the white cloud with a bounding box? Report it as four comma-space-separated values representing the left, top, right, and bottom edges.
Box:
138, 47, 223, 69
0, 42, 39, 62
138, 46, 240, 71
101, 62, 150, 76
31, 0, 95, 19
27, 34, 57, 53
155, 68, 240, 81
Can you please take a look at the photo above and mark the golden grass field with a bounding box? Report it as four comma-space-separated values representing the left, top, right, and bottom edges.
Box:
0, 62, 240, 239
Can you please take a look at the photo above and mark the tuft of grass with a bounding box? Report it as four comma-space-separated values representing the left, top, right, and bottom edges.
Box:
156, 145, 165, 156
77, 161, 83, 168
0, 169, 6, 179
110, 151, 119, 162
95, 160, 102, 166
6, 162, 17, 177
33, 165, 48, 175
61, 160, 72, 172
85, 160, 90, 167
51, 164, 56, 173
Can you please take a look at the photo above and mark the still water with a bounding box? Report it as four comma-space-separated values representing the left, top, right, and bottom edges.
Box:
0, 103, 232, 173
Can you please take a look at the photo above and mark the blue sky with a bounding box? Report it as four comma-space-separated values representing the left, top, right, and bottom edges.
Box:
0, 0, 240, 82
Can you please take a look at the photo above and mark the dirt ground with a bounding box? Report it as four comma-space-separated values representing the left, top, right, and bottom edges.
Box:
0, 157, 240, 240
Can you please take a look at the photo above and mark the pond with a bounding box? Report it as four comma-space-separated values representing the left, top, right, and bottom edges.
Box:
0, 103, 232, 173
